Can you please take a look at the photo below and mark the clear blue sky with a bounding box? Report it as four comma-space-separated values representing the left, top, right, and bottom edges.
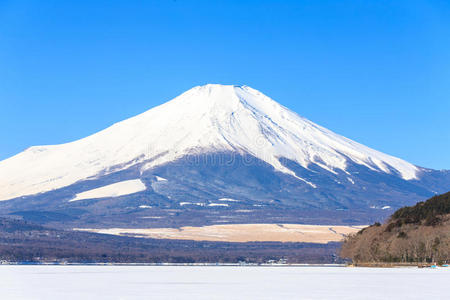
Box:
1, 0, 449, 169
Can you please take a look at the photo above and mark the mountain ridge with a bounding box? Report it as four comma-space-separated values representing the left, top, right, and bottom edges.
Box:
0, 84, 421, 201
0, 84, 448, 227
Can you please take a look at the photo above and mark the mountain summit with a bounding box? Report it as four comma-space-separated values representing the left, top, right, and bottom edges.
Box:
0, 84, 448, 226
0, 84, 417, 199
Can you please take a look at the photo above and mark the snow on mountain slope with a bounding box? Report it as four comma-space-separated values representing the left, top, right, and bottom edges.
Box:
70, 179, 146, 202
0, 84, 419, 201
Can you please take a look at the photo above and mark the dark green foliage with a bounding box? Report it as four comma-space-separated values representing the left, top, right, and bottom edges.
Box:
391, 192, 450, 227
397, 231, 407, 239
357, 221, 381, 235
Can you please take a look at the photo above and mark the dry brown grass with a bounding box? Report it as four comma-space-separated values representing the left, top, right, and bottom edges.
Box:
75, 224, 365, 243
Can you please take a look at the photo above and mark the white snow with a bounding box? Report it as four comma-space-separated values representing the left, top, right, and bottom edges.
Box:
69, 179, 146, 202
294, 176, 317, 188
180, 202, 206, 206
370, 205, 392, 210
208, 203, 229, 207
0, 266, 449, 300
0, 84, 419, 201
218, 198, 240, 202
155, 176, 167, 182
139, 205, 152, 209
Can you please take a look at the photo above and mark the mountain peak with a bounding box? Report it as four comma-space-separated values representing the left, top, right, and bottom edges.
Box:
171, 84, 262, 107
0, 84, 419, 201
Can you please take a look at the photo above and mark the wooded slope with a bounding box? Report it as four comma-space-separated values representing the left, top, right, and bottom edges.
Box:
341, 192, 450, 264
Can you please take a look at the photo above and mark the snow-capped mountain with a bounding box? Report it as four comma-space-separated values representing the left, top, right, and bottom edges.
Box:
0, 84, 448, 226
0, 84, 419, 199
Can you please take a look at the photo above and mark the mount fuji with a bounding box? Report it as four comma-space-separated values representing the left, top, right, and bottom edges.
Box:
0, 84, 448, 227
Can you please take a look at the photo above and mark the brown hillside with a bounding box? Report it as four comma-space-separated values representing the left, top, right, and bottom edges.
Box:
341, 192, 450, 264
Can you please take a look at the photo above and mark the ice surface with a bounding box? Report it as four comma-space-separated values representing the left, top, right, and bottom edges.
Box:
70, 179, 146, 202
0, 266, 449, 300
0, 84, 419, 201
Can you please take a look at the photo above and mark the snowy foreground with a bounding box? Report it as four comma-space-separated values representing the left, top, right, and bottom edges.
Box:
1, 266, 449, 300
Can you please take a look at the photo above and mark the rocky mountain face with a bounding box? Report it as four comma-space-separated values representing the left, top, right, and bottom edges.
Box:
0, 84, 448, 227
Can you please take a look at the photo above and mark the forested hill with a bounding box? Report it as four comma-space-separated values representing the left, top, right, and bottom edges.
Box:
390, 192, 450, 227
341, 192, 450, 264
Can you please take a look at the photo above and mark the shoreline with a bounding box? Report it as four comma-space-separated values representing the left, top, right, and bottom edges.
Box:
2, 262, 446, 268
0, 262, 346, 267
349, 262, 449, 268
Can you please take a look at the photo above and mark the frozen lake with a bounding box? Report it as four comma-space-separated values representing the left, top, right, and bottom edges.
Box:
1, 265, 449, 299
